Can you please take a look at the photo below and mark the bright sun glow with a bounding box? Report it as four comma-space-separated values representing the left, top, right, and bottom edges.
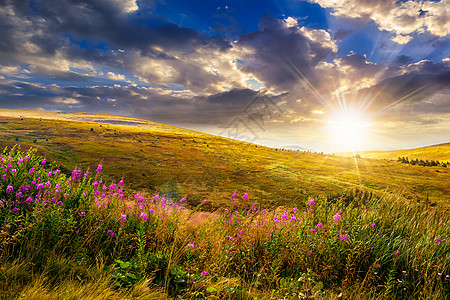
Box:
327, 111, 371, 152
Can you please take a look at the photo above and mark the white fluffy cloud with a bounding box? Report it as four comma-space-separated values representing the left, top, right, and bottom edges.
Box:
310, 0, 450, 41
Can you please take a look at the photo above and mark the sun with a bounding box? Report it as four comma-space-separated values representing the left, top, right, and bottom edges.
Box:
327, 110, 371, 152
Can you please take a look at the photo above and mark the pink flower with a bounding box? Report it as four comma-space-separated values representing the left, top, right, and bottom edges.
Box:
41, 159, 46, 166
370, 223, 376, 227
333, 213, 341, 221
395, 250, 400, 256
96, 164, 102, 173
201, 271, 208, 276
186, 242, 194, 248
339, 234, 349, 242
80, 211, 85, 216
309, 228, 316, 233
140, 212, 148, 219
180, 198, 186, 203
202, 200, 207, 204
317, 223, 323, 228
376, 264, 381, 268
307, 197, 315, 206
293, 207, 297, 212
242, 193, 248, 200
120, 214, 126, 220
436, 237, 442, 244
6, 185, 13, 194
308, 250, 313, 255
290, 216, 296, 221
106, 230, 116, 237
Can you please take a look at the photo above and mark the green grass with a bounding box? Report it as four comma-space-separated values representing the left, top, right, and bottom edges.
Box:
0, 109, 449, 210
0, 147, 448, 299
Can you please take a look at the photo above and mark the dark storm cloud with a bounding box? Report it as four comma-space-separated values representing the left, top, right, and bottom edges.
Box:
359, 60, 450, 113
237, 16, 336, 91
4, 0, 230, 54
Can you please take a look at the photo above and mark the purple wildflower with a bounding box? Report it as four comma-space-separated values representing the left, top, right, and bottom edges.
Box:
186, 242, 194, 248
339, 234, 349, 242
107, 230, 116, 237
333, 213, 341, 221
96, 164, 102, 173
307, 197, 315, 206
6, 185, 13, 194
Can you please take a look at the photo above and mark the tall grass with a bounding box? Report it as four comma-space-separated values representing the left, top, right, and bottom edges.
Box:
0, 146, 448, 299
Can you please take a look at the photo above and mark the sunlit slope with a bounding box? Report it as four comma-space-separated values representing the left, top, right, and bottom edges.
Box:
339, 143, 450, 161
0, 109, 448, 208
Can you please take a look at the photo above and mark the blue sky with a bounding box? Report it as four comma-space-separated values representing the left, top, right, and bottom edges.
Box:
0, 0, 449, 152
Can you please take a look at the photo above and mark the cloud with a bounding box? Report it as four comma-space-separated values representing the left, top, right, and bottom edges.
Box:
236, 16, 337, 91
309, 0, 450, 42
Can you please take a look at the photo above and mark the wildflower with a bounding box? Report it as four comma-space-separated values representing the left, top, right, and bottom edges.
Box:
402, 271, 407, 274
337, 209, 343, 215
120, 214, 126, 220
339, 234, 349, 242
186, 242, 194, 248
41, 159, 46, 166
274, 218, 279, 223
201, 271, 208, 276
436, 237, 442, 244
290, 216, 296, 221
202, 200, 207, 204
96, 164, 102, 173
29, 168, 35, 174
80, 212, 86, 217
1, 174, 5, 181
48, 171, 52, 177
242, 193, 248, 200
140, 212, 148, 219
180, 198, 186, 203
293, 207, 297, 212
54, 169, 60, 175
438, 273, 442, 276
307, 197, 315, 206
395, 250, 401, 256
308, 250, 313, 255
397, 279, 402, 283
6, 185, 13, 194
376, 264, 381, 268
64, 193, 69, 198
309, 228, 316, 233
107, 230, 116, 237
18, 158, 24, 164
370, 223, 376, 227
149, 208, 154, 213
232, 192, 237, 199
333, 213, 341, 221
317, 223, 323, 228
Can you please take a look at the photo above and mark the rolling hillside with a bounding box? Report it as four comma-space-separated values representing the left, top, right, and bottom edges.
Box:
1, 108, 449, 208
338, 143, 450, 161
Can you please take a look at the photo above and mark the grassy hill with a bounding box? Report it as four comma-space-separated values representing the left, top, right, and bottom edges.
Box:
0, 108, 448, 299
0, 108, 449, 209
338, 143, 450, 162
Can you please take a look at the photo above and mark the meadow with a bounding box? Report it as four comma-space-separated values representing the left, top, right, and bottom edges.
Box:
0, 110, 449, 210
0, 147, 448, 299
0, 110, 449, 299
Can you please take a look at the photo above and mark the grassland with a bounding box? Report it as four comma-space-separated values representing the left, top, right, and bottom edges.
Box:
0, 109, 449, 210
0, 147, 448, 299
338, 143, 450, 162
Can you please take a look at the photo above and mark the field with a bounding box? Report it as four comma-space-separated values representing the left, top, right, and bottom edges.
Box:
0, 109, 449, 210
0, 109, 449, 299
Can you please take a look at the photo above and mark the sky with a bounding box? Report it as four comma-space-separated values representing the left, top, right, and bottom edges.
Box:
0, 0, 449, 152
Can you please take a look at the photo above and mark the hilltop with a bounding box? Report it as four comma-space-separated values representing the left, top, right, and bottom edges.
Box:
0, 108, 449, 208
338, 143, 450, 162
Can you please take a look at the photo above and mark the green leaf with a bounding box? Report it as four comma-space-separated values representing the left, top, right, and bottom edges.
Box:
206, 287, 217, 293
315, 281, 324, 291
120, 261, 131, 269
